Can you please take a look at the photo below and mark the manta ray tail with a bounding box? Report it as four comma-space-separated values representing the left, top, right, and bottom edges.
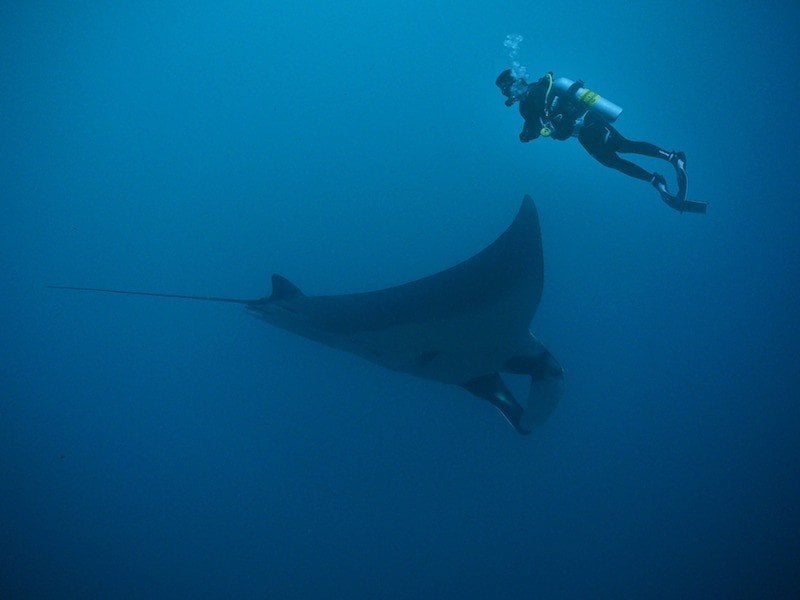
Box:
46, 285, 255, 305
48, 274, 303, 305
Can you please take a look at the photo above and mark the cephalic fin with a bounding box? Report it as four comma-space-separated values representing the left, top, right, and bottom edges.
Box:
461, 373, 530, 435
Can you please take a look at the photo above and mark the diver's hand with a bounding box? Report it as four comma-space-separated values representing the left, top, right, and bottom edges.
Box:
519, 122, 539, 143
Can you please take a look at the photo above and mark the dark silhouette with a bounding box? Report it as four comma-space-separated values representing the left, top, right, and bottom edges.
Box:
496, 69, 706, 213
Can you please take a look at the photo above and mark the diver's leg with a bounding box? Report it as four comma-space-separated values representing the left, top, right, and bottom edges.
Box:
604, 155, 655, 181
579, 134, 655, 181
613, 134, 667, 158
612, 126, 692, 204
610, 126, 684, 163
581, 120, 704, 212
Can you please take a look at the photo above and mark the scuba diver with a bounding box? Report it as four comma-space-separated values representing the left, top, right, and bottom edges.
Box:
496, 69, 706, 214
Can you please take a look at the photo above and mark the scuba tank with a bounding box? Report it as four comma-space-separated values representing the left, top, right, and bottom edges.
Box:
552, 77, 622, 123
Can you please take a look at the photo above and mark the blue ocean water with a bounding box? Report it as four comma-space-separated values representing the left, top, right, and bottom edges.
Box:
2, 2, 799, 597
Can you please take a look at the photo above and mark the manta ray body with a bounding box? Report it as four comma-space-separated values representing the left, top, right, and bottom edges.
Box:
51, 196, 564, 434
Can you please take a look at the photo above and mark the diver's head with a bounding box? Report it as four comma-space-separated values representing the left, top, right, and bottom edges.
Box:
496, 69, 526, 106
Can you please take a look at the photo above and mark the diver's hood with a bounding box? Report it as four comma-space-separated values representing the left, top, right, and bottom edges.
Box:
497, 68, 518, 105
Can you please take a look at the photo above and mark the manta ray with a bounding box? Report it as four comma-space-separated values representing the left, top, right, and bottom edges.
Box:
50, 195, 564, 434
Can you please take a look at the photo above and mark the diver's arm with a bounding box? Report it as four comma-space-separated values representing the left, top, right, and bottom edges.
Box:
520, 120, 540, 143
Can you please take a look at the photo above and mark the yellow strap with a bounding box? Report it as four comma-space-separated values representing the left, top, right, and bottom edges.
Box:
543, 72, 553, 114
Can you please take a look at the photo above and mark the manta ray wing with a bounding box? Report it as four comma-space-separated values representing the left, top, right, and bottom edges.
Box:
50, 196, 563, 434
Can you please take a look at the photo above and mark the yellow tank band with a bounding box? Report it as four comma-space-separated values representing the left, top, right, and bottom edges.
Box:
540, 127, 551, 137
580, 89, 600, 106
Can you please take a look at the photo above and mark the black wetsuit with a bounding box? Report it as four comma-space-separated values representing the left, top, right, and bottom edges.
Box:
516, 74, 580, 142
577, 114, 667, 181
504, 70, 705, 213
517, 74, 670, 181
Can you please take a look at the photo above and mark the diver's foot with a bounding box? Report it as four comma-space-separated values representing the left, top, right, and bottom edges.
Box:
669, 150, 686, 167
650, 172, 667, 192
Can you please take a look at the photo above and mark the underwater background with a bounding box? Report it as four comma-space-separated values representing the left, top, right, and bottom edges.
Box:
2, 1, 799, 598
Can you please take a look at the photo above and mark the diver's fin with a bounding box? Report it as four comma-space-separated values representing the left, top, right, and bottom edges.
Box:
659, 151, 707, 214
657, 186, 708, 214
654, 171, 707, 214
673, 151, 688, 201
677, 198, 707, 213
461, 373, 530, 435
